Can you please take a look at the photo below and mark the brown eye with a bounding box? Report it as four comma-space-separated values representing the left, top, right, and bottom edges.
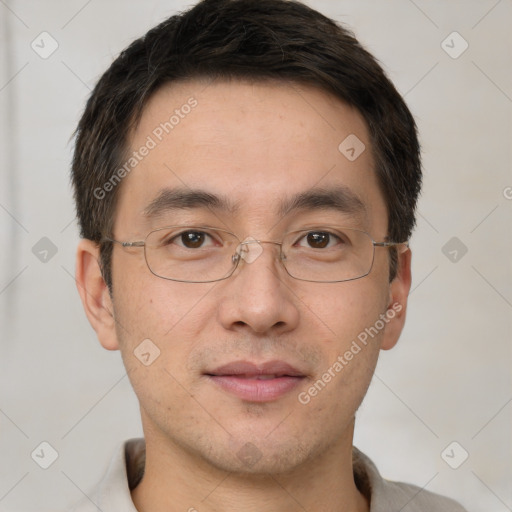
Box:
306, 232, 330, 248
180, 231, 207, 248
298, 231, 344, 249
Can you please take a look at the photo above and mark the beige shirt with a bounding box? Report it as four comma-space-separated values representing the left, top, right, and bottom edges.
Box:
70, 438, 467, 511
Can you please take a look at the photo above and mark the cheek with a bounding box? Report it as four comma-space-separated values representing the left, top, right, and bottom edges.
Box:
297, 278, 389, 347
112, 283, 199, 421
112, 249, 214, 342
295, 279, 389, 405
111, 269, 218, 403
296, 286, 386, 427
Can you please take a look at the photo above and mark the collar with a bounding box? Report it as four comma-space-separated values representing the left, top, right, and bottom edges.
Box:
78, 438, 465, 512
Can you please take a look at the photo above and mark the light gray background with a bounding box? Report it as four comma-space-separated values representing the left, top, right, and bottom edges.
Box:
0, 1, 510, 511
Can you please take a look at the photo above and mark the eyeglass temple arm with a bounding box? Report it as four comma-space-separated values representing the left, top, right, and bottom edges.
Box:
102, 237, 145, 248
374, 241, 409, 248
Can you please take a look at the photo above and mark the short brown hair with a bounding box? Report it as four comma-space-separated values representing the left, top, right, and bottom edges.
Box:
71, 0, 422, 290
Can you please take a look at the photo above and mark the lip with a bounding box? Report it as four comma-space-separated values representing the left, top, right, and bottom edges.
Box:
205, 360, 306, 402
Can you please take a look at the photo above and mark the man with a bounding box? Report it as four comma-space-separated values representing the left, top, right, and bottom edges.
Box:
70, 0, 467, 510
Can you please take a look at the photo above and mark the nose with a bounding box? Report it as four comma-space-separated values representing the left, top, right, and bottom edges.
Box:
216, 239, 300, 335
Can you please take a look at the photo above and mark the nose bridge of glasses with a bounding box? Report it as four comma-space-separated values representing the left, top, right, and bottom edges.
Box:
234, 238, 284, 265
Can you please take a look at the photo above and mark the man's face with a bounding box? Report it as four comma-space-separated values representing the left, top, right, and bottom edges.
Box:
99, 80, 409, 473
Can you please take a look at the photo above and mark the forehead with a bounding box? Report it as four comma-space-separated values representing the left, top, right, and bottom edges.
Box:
115, 79, 387, 235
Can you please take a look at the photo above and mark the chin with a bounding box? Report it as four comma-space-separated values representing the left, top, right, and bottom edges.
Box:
186, 426, 338, 477
206, 441, 314, 476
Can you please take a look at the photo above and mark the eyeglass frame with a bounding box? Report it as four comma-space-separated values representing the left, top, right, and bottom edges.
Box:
102, 225, 409, 284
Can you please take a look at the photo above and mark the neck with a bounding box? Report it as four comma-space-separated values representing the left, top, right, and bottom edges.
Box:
131, 422, 369, 512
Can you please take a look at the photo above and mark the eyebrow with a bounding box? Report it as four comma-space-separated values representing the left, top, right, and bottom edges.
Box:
143, 186, 366, 220
143, 188, 241, 217
277, 186, 366, 219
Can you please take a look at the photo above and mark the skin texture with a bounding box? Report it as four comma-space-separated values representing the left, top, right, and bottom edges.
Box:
76, 80, 411, 512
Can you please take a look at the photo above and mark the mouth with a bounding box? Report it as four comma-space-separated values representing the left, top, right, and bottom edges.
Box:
204, 360, 307, 402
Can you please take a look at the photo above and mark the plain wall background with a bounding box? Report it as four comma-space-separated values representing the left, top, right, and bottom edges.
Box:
0, 1, 510, 510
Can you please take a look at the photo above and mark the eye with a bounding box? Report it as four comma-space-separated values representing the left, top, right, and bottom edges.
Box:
169, 230, 216, 249
296, 231, 343, 249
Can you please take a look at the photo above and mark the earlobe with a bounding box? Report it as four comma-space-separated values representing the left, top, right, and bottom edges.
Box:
75, 239, 120, 351
380, 247, 412, 351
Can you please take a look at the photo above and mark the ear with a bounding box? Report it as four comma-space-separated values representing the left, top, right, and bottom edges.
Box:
75, 239, 119, 351
380, 247, 412, 351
